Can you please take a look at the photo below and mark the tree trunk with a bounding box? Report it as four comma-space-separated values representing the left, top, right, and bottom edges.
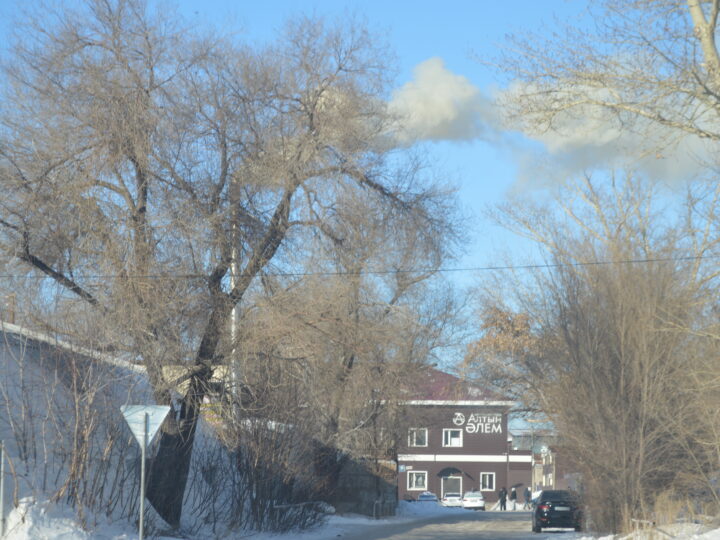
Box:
145, 305, 226, 526
146, 378, 204, 527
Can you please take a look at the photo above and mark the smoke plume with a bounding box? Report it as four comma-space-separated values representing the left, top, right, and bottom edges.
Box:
388, 57, 500, 144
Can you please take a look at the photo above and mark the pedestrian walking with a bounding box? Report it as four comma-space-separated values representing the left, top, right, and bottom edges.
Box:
510, 486, 517, 510
498, 486, 507, 511
523, 486, 532, 509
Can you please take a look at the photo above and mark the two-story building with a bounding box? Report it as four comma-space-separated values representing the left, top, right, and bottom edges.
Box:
509, 429, 556, 492
397, 369, 532, 504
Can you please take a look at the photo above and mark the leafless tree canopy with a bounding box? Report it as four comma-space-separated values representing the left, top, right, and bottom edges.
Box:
0, 0, 462, 527
493, 5, 720, 528
467, 176, 720, 532
498, 0, 720, 173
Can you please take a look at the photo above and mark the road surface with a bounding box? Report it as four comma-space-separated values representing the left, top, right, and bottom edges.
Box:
333, 511, 589, 540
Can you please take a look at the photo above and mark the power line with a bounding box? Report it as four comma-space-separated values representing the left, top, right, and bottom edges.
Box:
0, 253, 717, 280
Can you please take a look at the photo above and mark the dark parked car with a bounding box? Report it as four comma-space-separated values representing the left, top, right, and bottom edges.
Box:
416, 491, 439, 503
531, 490, 583, 533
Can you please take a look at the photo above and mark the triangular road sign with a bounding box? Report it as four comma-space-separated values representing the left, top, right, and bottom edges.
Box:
120, 405, 171, 449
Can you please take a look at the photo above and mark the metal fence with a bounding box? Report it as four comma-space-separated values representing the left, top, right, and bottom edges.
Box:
372, 499, 396, 519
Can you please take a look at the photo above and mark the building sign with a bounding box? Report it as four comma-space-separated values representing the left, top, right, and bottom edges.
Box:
452, 412, 502, 434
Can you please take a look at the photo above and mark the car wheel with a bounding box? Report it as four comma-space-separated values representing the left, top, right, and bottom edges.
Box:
575, 524, 583, 532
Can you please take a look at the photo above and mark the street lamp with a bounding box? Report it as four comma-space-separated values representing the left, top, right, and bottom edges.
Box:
506, 434, 513, 490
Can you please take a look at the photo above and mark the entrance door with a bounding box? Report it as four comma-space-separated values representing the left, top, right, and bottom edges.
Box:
441, 475, 462, 497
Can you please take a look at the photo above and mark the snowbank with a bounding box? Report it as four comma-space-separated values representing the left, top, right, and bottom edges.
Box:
4, 496, 720, 539
4, 497, 178, 540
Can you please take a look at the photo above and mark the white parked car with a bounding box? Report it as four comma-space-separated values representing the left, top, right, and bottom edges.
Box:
441, 492, 463, 507
462, 491, 486, 510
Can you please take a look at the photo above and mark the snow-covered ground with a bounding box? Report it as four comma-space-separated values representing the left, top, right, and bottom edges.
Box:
4, 498, 720, 540
1, 498, 446, 539
1, 322, 719, 540
0, 499, 506, 539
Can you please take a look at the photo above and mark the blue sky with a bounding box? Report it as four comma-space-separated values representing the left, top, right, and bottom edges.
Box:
172, 1, 589, 284
0, 0, 591, 287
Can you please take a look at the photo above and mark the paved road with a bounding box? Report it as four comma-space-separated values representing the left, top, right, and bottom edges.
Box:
334, 511, 589, 540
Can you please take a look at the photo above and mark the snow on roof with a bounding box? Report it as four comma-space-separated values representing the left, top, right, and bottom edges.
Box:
0, 320, 146, 373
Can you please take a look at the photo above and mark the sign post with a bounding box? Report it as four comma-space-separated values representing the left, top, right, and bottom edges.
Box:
1, 440, 5, 537
120, 405, 170, 540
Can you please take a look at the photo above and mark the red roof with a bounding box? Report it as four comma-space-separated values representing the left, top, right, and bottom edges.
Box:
412, 368, 509, 402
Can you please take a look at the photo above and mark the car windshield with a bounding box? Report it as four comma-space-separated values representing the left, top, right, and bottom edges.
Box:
444, 493, 460, 498
464, 492, 483, 498
540, 490, 576, 502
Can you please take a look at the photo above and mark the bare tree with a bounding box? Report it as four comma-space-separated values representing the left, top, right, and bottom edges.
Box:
222, 236, 462, 503
497, 0, 720, 175
467, 176, 720, 532
0, 0, 461, 526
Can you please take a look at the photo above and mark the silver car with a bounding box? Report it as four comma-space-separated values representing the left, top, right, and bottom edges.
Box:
441, 492, 463, 507
462, 491, 486, 510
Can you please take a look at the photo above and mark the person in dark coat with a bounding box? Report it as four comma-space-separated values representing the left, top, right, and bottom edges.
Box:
498, 486, 507, 511
509, 486, 517, 510
523, 486, 532, 509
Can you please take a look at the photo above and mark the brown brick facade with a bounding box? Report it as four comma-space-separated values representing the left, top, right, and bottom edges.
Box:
397, 402, 532, 503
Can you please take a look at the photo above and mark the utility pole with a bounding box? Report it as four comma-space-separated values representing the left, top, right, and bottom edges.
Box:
530, 426, 535, 492
230, 224, 239, 415
229, 179, 241, 420
506, 434, 513, 490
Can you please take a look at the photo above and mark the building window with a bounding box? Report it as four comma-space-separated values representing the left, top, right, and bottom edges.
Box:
408, 428, 428, 447
408, 471, 427, 491
442, 428, 463, 447
545, 473, 553, 487
480, 472, 495, 491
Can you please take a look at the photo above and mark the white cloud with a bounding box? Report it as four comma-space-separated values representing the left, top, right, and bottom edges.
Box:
501, 83, 713, 185
388, 57, 500, 144
388, 59, 712, 184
